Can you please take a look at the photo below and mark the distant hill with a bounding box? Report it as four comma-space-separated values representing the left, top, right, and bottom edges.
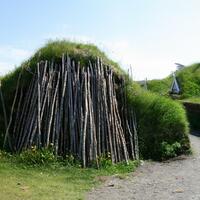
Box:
147, 63, 200, 99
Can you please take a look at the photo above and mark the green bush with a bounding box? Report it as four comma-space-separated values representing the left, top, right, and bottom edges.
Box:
0, 149, 12, 160
161, 141, 181, 159
98, 153, 112, 168
18, 146, 56, 166
127, 90, 190, 160
61, 154, 81, 167
147, 64, 200, 134
177, 64, 200, 98
147, 77, 172, 96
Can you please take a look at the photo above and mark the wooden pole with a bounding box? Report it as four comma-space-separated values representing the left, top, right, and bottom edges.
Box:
3, 70, 22, 149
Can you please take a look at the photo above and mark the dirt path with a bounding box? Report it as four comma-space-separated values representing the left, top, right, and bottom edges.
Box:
87, 134, 200, 200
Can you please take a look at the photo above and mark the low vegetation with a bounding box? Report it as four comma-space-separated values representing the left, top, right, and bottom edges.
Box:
147, 77, 172, 96
0, 149, 139, 200
177, 63, 200, 98
147, 63, 200, 131
147, 63, 200, 99
127, 90, 190, 160
181, 97, 200, 104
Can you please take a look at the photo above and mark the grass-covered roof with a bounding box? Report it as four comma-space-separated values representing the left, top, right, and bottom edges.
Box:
0, 40, 136, 142
27, 40, 122, 71
0, 40, 127, 103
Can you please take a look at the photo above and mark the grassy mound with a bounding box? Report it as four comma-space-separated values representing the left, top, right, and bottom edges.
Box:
127, 89, 190, 160
147, 63, 200, 131
147, 77, 172, 96
177, 63, 200, 98
0, 40, 123, 105
148, 63, 200, 99
0, 40, 191, 160
0, 40, 124, 146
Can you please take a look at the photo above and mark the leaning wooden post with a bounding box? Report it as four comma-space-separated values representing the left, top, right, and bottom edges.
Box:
82, 72, 89, 168
3, 70, 22, 149
0, 80, 8, 132
37, 63, 41, 147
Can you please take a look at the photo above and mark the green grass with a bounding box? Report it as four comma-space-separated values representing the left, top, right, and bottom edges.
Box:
180, 97, 200, 104
147, 63, 200, 99
147, 76, 172, 96
147, 64, 200, 132
127, 90, 190, 160
0, 153, 139, 200
176, 63, 200, 98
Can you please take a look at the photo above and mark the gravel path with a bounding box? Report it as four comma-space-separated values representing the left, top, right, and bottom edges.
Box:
87, 134, 200, 200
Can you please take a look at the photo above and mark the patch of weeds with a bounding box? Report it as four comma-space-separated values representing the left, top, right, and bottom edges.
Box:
161, 141, 182, 159
17, 146, 57, 166
98, 152, 112, 168
59, 154, 81, 167
0, 149, 12, 160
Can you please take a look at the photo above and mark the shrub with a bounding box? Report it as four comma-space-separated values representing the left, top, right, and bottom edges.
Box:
128, 90, 190, 160
18, 146, 56, 166
61, 154, 81, 167
0, 149, 12, 160
161, 141, 182, 159
147, 78, 172, 96
177, 64, 200, 98
98, 153, 112, 168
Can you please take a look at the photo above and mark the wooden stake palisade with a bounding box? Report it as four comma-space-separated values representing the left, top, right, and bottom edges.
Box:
3, 56, 139, 167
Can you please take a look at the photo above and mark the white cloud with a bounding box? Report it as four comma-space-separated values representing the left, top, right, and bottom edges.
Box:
99, 40, 175, 80
0, 46, 31, 61
0, 62, 13, 76
0, 40, 188, 81
0, 46, 32, 76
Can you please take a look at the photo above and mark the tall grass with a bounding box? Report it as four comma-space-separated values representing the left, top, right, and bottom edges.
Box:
127, 89, 190, 160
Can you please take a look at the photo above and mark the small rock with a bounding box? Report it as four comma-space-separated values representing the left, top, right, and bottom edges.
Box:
107, 184, 115, 187
173, 188, 184, 193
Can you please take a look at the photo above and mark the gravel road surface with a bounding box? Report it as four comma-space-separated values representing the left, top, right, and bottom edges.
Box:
87, 134, 200, 200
